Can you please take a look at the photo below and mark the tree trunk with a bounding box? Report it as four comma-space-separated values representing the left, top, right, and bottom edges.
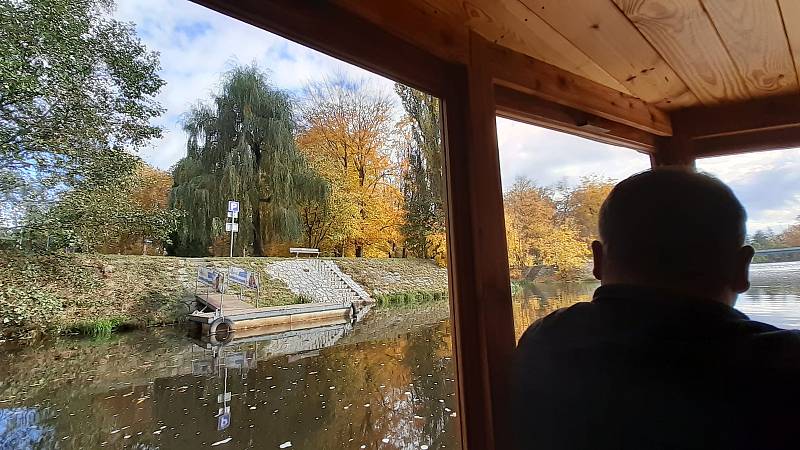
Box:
355, 244, 363, 257
253, 205, 264, 256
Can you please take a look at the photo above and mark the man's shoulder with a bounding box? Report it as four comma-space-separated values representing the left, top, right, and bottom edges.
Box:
517, 301, 597, 346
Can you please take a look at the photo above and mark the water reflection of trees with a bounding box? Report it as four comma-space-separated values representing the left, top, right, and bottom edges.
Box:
512, 281, 598, 340
0, 307, 461, 449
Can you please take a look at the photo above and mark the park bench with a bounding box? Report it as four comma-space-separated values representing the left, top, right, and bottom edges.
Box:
289, 247, 320, 257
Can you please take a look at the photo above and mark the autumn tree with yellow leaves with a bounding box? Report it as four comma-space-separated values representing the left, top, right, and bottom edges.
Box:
503, 176, 612, 280
297, 77, 405, 257
557, 176, 615, 241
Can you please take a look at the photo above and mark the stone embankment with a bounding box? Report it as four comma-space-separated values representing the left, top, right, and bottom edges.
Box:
265, 259, 371, 304
0, 254, 449, 339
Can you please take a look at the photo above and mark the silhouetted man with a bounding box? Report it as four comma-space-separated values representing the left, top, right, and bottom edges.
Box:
513, 168, 800, 450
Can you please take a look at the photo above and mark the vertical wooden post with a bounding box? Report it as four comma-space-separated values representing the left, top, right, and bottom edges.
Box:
651, 116, 696, 167
651, 136, 696, 167
440, 32, 516, 450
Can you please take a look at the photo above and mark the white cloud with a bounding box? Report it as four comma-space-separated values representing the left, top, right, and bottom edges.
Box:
697, 148, 800, 233
114, 0, 394, 169
496, 117, 651, 189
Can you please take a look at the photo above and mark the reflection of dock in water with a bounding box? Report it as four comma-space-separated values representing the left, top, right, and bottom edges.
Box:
192, 318, 356, 356
189, 319, 357, 433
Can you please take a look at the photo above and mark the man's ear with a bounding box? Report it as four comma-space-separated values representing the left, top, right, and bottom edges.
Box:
591, 240, 604, 281
732, 245, 755, 293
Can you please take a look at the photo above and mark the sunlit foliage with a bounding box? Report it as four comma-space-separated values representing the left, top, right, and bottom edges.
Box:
297, 77, 403, 257
0, 0, 164, 222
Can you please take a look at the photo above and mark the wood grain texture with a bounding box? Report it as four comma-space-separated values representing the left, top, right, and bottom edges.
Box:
614, 0, 752, 104
702, 0, 798, 96
518, 0, 697, 109
486, 42, 673, 135
693, 126, 800, 156
779, 0, 800, 86
334, 0, 469, 65
673, 93, 800, 137
439, 32, 517, 450
495, 86, 657, 152
463, 0, 632, 94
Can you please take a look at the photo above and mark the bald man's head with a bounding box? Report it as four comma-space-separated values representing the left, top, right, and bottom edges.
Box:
593, 168, 753, 304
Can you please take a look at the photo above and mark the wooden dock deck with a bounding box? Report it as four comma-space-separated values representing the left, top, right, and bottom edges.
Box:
188, 293, 353, 335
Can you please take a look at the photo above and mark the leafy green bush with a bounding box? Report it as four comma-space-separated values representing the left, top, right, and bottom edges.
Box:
0, 286, 63, 327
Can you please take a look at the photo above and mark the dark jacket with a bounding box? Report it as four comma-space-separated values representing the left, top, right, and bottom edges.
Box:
513, 284, 800, 450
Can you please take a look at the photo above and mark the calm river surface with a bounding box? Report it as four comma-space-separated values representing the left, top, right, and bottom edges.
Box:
1, 262, 798, 449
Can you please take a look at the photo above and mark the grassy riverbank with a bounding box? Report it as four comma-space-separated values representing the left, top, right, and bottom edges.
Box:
0, 253, 448, 339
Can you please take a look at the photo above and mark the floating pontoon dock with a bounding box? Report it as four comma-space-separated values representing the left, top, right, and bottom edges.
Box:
188, 293, 354, 335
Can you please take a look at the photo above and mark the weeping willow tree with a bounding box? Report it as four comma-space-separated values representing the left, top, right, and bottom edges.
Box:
170, 66, 327, 256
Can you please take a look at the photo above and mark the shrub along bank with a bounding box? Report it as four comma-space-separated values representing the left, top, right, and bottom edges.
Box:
0, 253, 449, 339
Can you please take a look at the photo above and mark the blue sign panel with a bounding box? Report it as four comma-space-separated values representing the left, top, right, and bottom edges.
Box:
217, 413, 231, 431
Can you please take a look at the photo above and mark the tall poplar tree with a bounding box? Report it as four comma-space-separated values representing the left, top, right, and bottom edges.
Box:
170, 66, 326, 256
395, 84, 445, 258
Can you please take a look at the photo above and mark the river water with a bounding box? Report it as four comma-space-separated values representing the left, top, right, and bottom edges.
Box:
1, 262, 798, 449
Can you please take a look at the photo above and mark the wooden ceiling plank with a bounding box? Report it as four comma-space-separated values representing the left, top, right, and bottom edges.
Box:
614, 0, 752, 105
702, 0, 798, 96
463, 0, 632, 94
778, 0, 800, 85
517, 0, 698, 109
486, 43, 673, 136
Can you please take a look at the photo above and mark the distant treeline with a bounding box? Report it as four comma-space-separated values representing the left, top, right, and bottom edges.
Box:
749, 223, 800, 263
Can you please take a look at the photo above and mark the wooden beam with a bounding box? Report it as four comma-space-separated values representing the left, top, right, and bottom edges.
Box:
672, 93, 800, 138
693, 126, 800, 158
441, 32, 516, 450
484, 41, 673, 136
189, 0, 454, 97
663, 93, 800, 160
651, 135, 695, 167
334, 0, 469, 65
495, 86, 656, 153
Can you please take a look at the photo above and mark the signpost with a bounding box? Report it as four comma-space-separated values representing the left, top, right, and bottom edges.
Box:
227, 201, 239, 258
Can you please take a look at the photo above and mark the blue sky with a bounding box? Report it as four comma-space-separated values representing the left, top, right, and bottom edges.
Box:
114, 0, 799, 234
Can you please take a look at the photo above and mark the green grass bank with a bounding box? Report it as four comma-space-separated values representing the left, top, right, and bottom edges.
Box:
0, 253, 448, 340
